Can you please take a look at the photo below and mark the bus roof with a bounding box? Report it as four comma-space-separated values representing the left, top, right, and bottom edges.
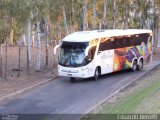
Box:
63, 29, 152, 42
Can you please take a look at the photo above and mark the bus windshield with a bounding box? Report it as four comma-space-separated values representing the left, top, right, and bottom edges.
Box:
59, 41, 89, 67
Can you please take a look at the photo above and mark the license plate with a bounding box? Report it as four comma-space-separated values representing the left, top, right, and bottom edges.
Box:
67, 74, 72, 76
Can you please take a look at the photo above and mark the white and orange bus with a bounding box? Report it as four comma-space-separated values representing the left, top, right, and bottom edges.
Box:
54, 29, 152, 82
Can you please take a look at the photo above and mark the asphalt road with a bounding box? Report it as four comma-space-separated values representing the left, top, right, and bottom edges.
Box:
0, 60, 159, 120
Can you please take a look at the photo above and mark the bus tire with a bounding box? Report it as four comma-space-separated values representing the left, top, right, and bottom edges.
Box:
131, 60, 137, 72
137, 59, 143, 71
93, 67, 100, 81
70, 77, 76, 82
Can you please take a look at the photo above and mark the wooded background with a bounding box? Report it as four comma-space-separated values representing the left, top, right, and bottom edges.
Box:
0, 0, 160, 78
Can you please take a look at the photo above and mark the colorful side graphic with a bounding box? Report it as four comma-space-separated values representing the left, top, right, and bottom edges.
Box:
113, 37, 152, 72
113, 48, 127, 72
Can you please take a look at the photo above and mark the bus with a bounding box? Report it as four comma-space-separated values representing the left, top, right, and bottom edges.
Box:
54, 29, 152, 82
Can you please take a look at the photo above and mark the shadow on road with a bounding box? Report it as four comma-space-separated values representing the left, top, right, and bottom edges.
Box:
65, 69, 139, 84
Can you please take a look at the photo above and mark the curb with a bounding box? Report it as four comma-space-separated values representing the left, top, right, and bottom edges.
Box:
0, 75, 58, 102
83, 61, 160, 115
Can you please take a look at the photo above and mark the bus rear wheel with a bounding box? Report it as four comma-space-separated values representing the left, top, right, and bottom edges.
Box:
131, 60, 137, 72
137, 59, 143, 71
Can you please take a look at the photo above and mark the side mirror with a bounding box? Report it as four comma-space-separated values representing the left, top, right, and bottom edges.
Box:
54, 44, 61, 55
98, 51, 102, 54
85, 45, 93, 57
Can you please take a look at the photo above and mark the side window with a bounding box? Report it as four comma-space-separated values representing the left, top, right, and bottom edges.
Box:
123, 37, 128, 48
135, 34, 141, 46
129, 35, 135, 46
110, 38, 115, 49
115, 38, 121, 48
129, 35, 140, 46
88, 46, 96, 60
140, 33, 150, 44
99, 37, 109, 51
111, 37, 124, 49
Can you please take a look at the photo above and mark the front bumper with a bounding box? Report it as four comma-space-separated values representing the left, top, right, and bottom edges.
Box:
58, 66, 92, 78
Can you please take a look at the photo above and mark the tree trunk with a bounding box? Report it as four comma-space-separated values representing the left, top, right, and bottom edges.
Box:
111, 0, 116, 29
10, 30, 14, 45
83, 0, 87, 31
69, 0, 73, 32
36, 21, 41, 71
102, 0, 107, 29
158, 27, 160, 48
62, 2, 69, 35
4, 37, 8, 79
0, 44, 2, 78
32, 31, 35, 46
27, 19, 31, 73
153, 0, 156, 54
17, 35, 22, 77
23, 34, 26, 46
93, 0, 96, 30
45, 19, 49, 66
124, 0, 129, 29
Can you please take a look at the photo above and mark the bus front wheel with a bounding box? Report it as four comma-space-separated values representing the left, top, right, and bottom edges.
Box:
93, 67, 100, 81
70, 77, 76, 82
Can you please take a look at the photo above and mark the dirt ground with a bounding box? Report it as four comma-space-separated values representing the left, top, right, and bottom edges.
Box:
0, 45, 58, 99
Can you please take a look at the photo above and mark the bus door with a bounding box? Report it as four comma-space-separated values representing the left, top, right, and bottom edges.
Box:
100, 50, 114, 74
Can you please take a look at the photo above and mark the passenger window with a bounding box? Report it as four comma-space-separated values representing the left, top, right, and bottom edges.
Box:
99, 38, 109, 51
87, 46, 96, 61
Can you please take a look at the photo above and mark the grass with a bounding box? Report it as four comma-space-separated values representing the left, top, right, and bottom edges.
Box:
83, 67, 160, 120
101, 78, 160, 114
95, 66, 160, 114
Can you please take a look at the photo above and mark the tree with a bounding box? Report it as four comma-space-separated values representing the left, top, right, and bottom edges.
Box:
102, 0, 107, 29
83, 0, 88, 31
111, 0, 117, 29
124, 0, 129, 29
62, 0, 69, 35
93, 0, 96, 30
36, 22, 41, 71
